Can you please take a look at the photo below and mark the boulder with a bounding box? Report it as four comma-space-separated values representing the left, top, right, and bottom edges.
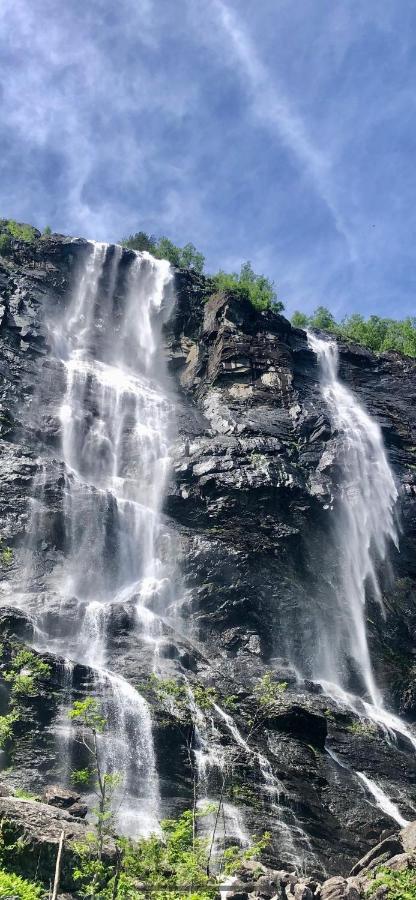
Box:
0, 796, 116, 890
41, 785, 88, 818
41, 784, 81, 810
350, 837, 403, 876
401, 822, 416, 852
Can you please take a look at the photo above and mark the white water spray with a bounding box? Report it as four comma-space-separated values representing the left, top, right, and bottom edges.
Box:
27, 242, 175, 835
307, 333, 398, 706
357, 772, 409, 827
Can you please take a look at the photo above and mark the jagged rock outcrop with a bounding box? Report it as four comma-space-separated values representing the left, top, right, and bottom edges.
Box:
0, 794, 116, 890
0, 228, 415, 879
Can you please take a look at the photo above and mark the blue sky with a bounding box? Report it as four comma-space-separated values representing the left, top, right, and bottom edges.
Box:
1, 0, 415, 318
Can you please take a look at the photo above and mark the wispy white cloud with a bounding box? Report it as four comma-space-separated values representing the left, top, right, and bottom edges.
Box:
205, 0, 357, 261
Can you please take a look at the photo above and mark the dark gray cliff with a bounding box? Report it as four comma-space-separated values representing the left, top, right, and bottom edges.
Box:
0, 231, 415, 878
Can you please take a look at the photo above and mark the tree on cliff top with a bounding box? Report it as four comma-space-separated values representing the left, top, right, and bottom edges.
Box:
120, 231, 205, 273
212, 261, 284, 313
291, 305, 416, 357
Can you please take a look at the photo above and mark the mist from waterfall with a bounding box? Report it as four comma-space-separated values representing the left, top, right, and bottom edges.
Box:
30, 242, 175, 835
307, 333, 398, 708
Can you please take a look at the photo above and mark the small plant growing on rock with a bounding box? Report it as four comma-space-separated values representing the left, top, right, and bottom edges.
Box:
0, 543, 13, 566
347, 720, 377, 737
6, 220, 37, 243
193, 684, 217, 712
0, 646, 51, 751
255, 672, 288, 707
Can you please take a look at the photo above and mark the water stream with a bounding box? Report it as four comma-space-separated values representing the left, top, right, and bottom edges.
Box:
27, 242, 174, 835
307, 333, 398, 707
308, 333, 414, 820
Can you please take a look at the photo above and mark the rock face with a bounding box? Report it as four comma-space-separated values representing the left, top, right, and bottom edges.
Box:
0, 795, 116, 889
0, 229, 415, 879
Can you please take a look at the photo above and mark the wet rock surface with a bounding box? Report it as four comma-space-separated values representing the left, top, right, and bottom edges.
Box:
0, 232, 415, 877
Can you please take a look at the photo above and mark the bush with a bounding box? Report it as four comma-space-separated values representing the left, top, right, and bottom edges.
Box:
0, 869, 41, 899
212, 261, 283, 312
291, 310, 310, 329
6, 220, 37, 243
367, 866, 416, 900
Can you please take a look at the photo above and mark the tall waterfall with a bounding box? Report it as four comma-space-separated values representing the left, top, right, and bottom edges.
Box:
307, 333, 398, 707
33, 242, 175, 835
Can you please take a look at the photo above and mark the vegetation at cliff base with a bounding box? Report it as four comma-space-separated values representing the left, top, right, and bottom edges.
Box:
0, 869, 41, 900
367, 866, 416, 900
292, 305, 416, 357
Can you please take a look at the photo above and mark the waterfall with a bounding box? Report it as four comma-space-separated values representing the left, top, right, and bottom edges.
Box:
307, 333, 398, 707
356, 772, 409, 827
30, 241, 175, 835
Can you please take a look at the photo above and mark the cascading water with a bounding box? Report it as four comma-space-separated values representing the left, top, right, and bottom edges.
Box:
25, 241, 175, 835
307, 333, 398, 707
309, 333, 415, 823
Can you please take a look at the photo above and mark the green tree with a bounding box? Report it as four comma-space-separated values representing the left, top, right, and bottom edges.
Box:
120, 232, 206, 273
291, 310, 310, 328
212, 261, 283, 312
42, 225, 52, 236
121, 231, 157, 253
309, 305, 336, 331
69, 699, 121, 859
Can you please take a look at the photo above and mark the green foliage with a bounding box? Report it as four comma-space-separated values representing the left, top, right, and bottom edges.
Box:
292, 305, 416, 358
255, 673, 288, 707
121, 231, 157, 253
212, 261, 283, 312
155, 237, 205, 273
193, 685, 217, 711
222, 694, 239, 711
0, 647, 52, 749
0, 868, 41, 899
71, 767, 95, 786
4, 649, 51, 699
367, 866, 416, 900
5, 220, 37, 243
222, 832, 271, 875
347, 720, 377, 736
120, 231, 205, 273
42, 225, 52, 235
291, 310, 310, 328
309, 305, 337, 331
13, 788, 39, 801
149, 674, 188, 706
0, 713, 17, 748
69, 697, 106, 733
0, 545, 13, 566
0, 233, 11, 255
228, 782, 260, 808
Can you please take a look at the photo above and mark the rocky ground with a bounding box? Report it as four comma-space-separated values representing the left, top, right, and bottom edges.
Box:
0, 783, 415, 899
0, 226, 415, 877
